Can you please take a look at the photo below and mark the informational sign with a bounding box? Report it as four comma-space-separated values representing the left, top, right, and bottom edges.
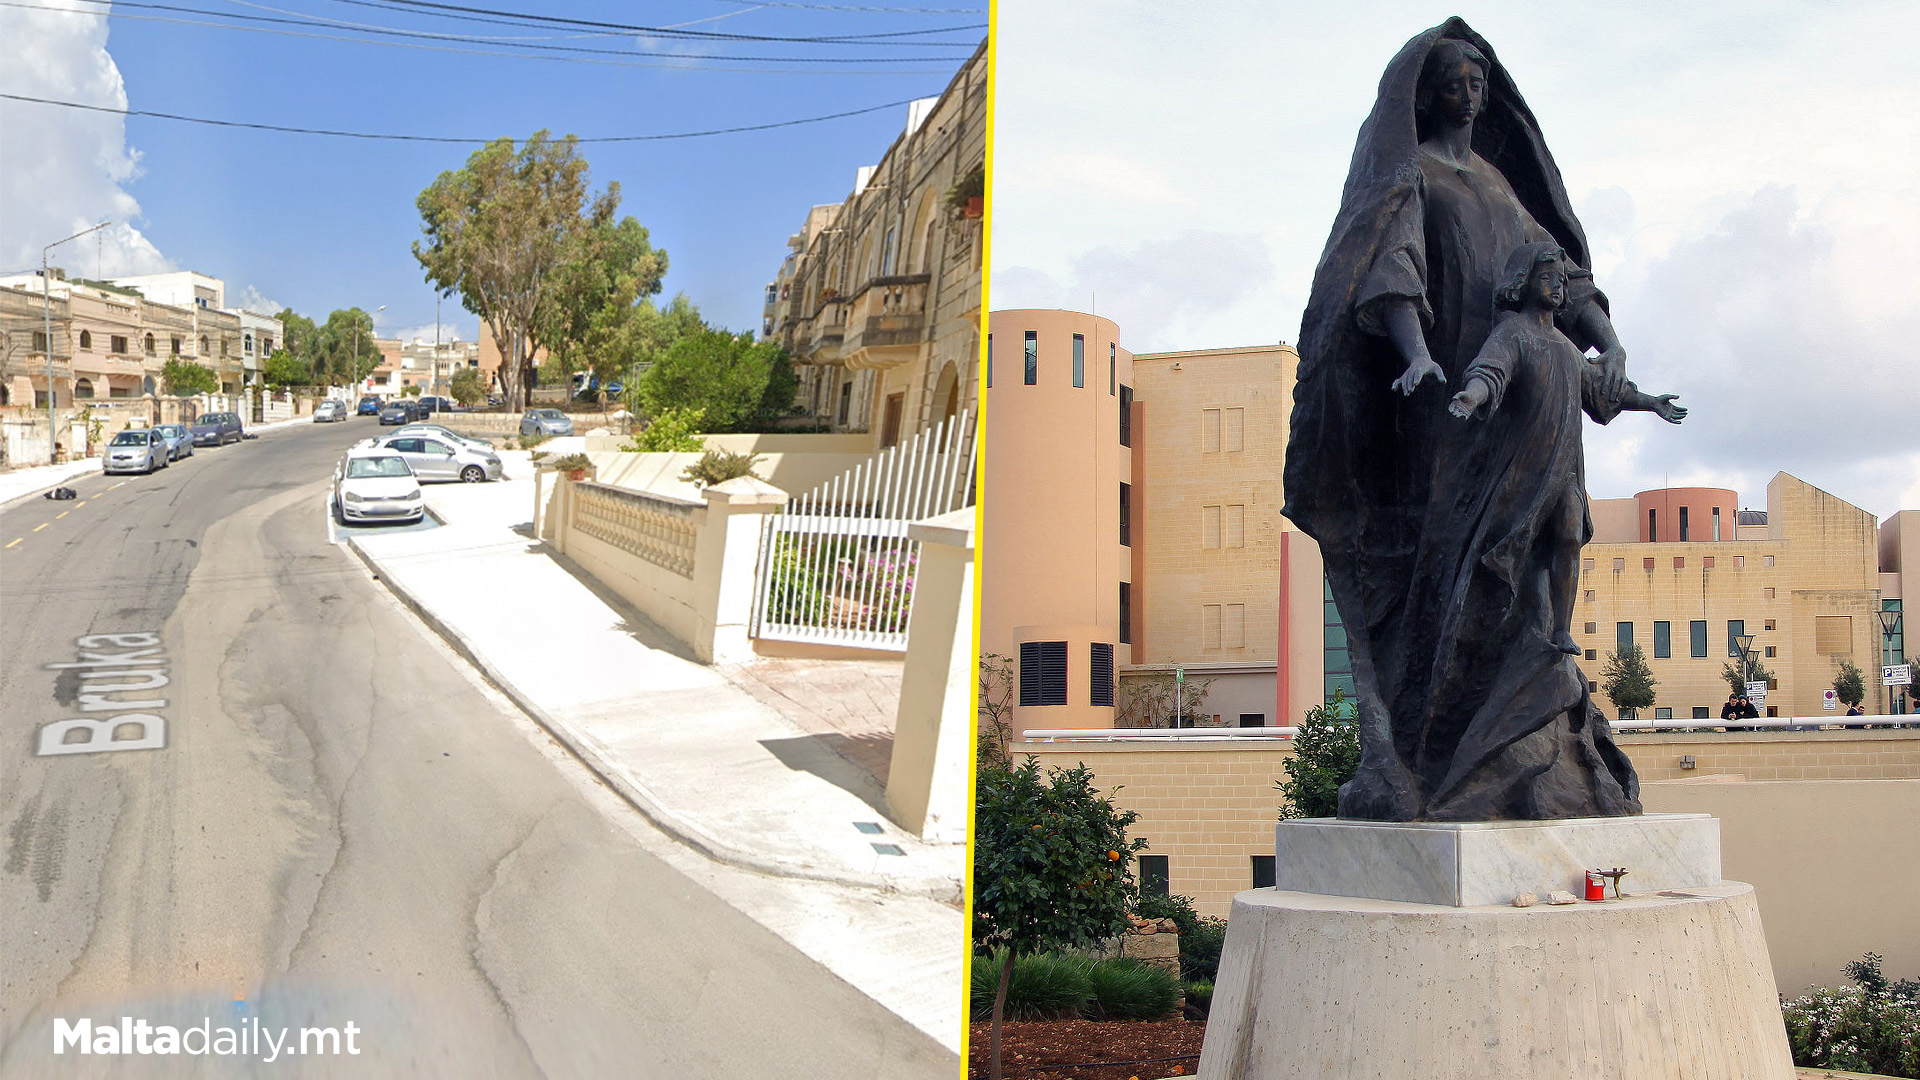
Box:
1745, 681, 1768, 707
1884, 664, 1913, 686
1822, 688, 1838, 711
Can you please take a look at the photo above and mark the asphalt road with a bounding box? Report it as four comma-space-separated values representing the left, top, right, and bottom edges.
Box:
0, 419, 951, 1077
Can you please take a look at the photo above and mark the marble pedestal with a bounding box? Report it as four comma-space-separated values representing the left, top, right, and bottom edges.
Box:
1197, 883, 1795, 1080
1274, 814, 1720, 907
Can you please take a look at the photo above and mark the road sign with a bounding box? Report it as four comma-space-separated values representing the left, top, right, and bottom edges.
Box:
1884, 664, 1913, 686
1822, 688, 1838, 711
1745, 681, 1768, 706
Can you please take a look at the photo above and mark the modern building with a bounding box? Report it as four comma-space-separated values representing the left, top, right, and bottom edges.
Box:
765, 41, 985, 449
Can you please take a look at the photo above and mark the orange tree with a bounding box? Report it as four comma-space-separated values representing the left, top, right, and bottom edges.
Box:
973, 758, 1146, 1080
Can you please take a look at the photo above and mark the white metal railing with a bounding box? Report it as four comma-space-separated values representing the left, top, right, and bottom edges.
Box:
1019, 716, 1918, 743
751, 409, 975, 651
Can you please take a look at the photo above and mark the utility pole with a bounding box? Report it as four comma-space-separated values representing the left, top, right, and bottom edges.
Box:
42, 221, 110, 463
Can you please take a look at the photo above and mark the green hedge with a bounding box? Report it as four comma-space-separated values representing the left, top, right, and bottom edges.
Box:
970, 951, 1180, 1023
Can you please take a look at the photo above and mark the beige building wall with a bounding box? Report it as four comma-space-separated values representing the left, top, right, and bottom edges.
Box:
1011, 734, 1920, 995
983, 310, 1133, 730
1576, 473, 1885, 719
1128, 343, 1319, 728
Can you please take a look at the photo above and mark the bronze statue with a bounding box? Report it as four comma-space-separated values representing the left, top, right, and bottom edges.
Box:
1284, 19, 1685, 820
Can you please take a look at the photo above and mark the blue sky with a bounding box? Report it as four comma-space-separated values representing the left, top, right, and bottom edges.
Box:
2, 0, 983, 345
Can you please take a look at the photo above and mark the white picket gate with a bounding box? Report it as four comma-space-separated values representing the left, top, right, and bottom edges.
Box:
752, 411, 975, 651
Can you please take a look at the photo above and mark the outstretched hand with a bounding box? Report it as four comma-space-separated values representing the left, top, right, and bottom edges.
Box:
1653, 394, 1687, 424
1449, 379, 1490, 420
1391, 357, 1446, 396
1593, 345, 1628, 398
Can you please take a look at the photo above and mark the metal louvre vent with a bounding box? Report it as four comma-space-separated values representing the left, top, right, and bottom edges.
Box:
1020, 641, 1068, 707
1090, 643, 1115, 707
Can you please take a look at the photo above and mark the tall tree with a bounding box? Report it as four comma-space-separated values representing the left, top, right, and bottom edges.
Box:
1601, 643, 1658, 720
1833, 658, 1867, 709
414, 130, 607, 411
532, 214, 668, 397
631, 328, 795, 432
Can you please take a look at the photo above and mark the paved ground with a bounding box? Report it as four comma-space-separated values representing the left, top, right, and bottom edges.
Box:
0, 418, 959, 1077
718, 658, 905, 789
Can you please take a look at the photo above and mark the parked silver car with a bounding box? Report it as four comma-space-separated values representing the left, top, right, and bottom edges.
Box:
103, 429, 169, 474
520, 409, 573, 437
151, 423, 193, 461
374, 432, 503, 483
313, 400, 348, 422
391, 423, 494, 452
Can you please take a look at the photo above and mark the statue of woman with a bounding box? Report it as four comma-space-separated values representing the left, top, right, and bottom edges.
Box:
1284, 18, 1667, 820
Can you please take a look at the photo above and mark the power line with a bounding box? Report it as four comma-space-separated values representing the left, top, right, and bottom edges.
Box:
0, 91, 932, 143
5, 3, 972, 71
305, 0, 985, 43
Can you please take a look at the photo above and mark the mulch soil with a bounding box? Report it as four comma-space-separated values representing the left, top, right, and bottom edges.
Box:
967, 1019, 1208, 1080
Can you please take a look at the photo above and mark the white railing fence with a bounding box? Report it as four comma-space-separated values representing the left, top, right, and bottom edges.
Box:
752, 410, 975, 651
1018, 715, 1919, 743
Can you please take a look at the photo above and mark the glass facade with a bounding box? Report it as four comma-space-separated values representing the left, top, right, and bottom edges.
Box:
1324, 577, 1355, 710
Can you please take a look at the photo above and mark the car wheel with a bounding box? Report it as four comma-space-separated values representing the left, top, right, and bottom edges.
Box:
460, 465, 485, 483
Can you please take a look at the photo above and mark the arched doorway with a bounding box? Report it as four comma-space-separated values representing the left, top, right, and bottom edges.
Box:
930, 361, 960, 427
74, 378, 94, 399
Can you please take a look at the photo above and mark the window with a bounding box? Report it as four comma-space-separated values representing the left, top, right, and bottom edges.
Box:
1023, 330, 1037, 385
1203, 605, 1222, 650
1251, 855, 1276, 889
1582, 558, 1594, 572
171, 336, 181, 356
1679, 506, 1690, 541
1814, 615, 1851, 655
985, 333, 991, 388
73, 378, 94, 399
1584, 650, 1596, 661
1119, 583, 1132, 645
1733, 555, 1745, 568
1582, 622, 1596, 635
881, 393, 904, 447
1225, 604, 1246, 650
31, 330, 48, 353
1225, 407, 1245, 452
1692, 706, 1710, 719
1072, 333, 1084, 388
1109, 343, 1116, 395
1765, 620, 1776, 631
198, 335, 208, 355
1643, 557, 1656, 570
1648, 508, 1657, 542
1138, 855, 1170, 899
1119, 483, 1131, 546
1764, 646, 1777, 658
1763, 555, 1775, 568
1712, 507, 1722, 541
1583, 590, 1595, 602
1673, 557, 1685, 570
111, 334, 128, 354
1202, 408, 1221, 453
1238, 714, 1266, 728
1588, 681, 1598, 693
1691, 620, 1708, 658
1655, 707, 1673, 720
1018, 641, 1068, 706
1654, 621, 1671, 658
1704, 557, 1715, 570
837, 381, 852, 425
79, 330, 92, 350
144, 333, 155, 355
1119, 386, 1132, 446
1324, 577, 1355, 704
1727, 620, 1746, 657
1617, 622, 1633, 649
1090, 643, 1115, 707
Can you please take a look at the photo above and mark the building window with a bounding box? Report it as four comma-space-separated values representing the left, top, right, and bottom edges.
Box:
1090, 643, 1115, 708
1251, 855, 1276, 889
1138, 855, 1170, 899
1733, 555, 1745, 568
1654, 621, 1671, 659
171, 336, 182, 356
1679, 506, 1690, 541
1119, 386, 1132, 446
1588, 681, 1598, 693
79, 330, 92, 350
1704, 557, 1715, 569
1617, 622, 1633, 649
1712, 506, 1722, 541
1581, 622, 1595, 635
1765, 620, 1776, 631
1613, 558, 1625, 572
144, 333, 155, 355
1763, 587, 1775, 599
1648, 508, 1657, 542
1202, 408, 1221, 453
32, 330, 48, 353
111, 334, 128, 354
1582, 558, 1594, 572
837, 381, 852, 425
1018, 641, 1068, 707
1691, 620, 1708, 658
73, 378, 94, 399
1655, 707, 1673, 720
198, 334, 208, 354
1693, 706, 1711, 719
984, 333, 991, 388
1584, 649, 1597, 661
1673, 557, 1685, 570
1763, 555, 1775, 568
1883, 600, 1904, 666
1072, 333, 1084, 388
1023, 330, 1037, 385
1119, 582, 1132, 645
1119, 483, 1131, 546
1643, 557, 1656, 570
1238, 714, 1266, 728
1583, 590, 1595, 602
1324, 577, 1355, 705
1109, 343, 1116, 395
1727, 620, 1746, 657
1765, 646, 1777, 658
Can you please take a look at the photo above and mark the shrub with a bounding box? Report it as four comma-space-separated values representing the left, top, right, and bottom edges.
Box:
1135, 891, 1229, 984
625, 406, 706, 452
969, 950, 1093, 1022
547, 452, 591, 473
1085, 958, 1180, 1020
521, 431, 551, 451
1782, 953, 1920, 1078
680, 448, 763, 487
1183, 980, 1214, 1020
1277, 687, 1359, 819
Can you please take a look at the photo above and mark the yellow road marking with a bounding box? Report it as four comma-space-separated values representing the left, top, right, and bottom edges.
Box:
110, 482, 125, 490
3, 538, 20, 549
32, 523, 48, 532
73, 501, 87, 508
55, 511, 69, 519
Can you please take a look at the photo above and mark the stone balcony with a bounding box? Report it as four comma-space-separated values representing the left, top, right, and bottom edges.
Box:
842, 275, 930, 371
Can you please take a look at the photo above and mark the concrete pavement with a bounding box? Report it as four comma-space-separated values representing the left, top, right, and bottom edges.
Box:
343, 452, 966, 1045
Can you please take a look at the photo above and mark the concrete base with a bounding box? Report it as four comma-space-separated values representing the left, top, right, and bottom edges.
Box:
1198, 883, 1795, 1080
1275, 814, 1721, 906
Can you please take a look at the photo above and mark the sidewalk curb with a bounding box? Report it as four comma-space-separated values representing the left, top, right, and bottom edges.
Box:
345, 535, 963, 906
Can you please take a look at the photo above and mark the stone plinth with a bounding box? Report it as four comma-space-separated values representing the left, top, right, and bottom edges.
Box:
1274, 814, 1720, 907
1199, 883, 1795, 1080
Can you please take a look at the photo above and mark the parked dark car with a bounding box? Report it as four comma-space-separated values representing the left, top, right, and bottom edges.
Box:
378, 400, 421, 425
190, 411, 243, 446
357, 395, 382, 416
416, 395, 458, 416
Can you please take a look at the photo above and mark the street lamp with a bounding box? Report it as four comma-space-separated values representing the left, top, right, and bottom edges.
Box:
1878, 608, 1905, 715
42, 221, 111, 462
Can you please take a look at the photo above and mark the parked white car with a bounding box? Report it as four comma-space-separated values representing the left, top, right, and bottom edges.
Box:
373, 432, 503, 483
389, 423, 494, 452
333, 447, 424, 524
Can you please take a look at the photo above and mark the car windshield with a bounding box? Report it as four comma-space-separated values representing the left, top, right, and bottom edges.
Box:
345, 456, 412, 479
537, 410, 562, 419
111, 431, 149, 445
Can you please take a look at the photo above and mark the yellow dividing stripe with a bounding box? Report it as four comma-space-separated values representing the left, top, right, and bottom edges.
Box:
32, 523, 48, 532
55, 511, 69, 519
3, 538, 20, 549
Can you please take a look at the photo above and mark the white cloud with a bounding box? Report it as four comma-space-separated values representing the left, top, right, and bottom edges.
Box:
991, 1, 1920, 518
0, 1, 171, 277
237, 285, 284, 315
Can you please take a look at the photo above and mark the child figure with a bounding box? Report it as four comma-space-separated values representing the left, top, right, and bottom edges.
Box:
1444, 240, 1686, 657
